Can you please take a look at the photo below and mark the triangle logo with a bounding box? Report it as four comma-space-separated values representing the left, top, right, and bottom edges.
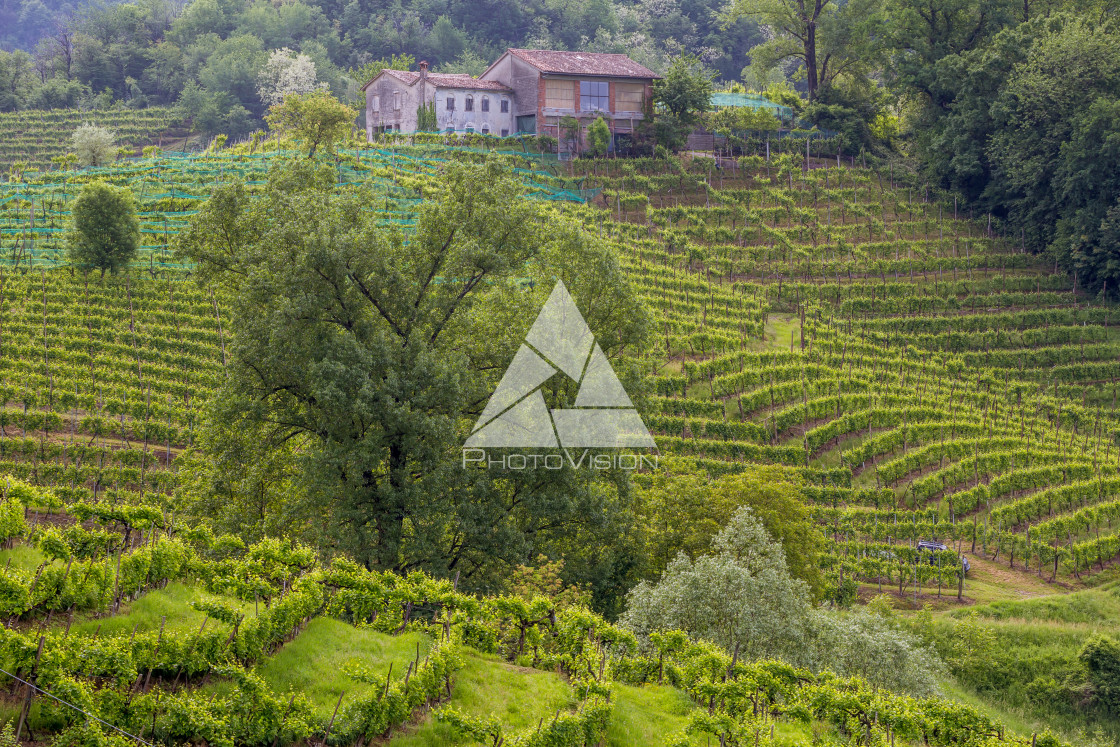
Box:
465, 281, 656, 449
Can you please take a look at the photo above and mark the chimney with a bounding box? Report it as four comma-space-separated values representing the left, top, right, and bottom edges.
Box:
418, 60, 429, 109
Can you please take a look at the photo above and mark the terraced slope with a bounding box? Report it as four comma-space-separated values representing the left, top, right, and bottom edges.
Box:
0, 143, 585, 271
0, 108, 185, 171
0, 270, 220, 504
0, 146, 1099, 746
3, 147, 1117, 597
573, 154, 1120, 597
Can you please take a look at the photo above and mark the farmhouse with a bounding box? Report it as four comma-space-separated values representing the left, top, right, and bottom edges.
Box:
362, 49, 659, 153
362, 62, 514, 138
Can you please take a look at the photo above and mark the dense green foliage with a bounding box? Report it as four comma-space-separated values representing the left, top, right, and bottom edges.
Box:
622, 506, 942, 696
907, 586, 1120, 743
885, 4, 1120, 296
65, 180, 141, 275
1080, 634, 1120, 715
651, 54, 713, 151
586, 116, 611, 157
174, 157, 649, 595
635, 469, 824, 595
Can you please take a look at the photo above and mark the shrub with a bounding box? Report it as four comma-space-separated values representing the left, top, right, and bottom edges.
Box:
1080, 634, 1120, 712
586, 117, 610, 157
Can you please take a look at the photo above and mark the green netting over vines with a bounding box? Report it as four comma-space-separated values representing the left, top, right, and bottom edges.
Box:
0, 146, 594, 272
709, 92, 794, 117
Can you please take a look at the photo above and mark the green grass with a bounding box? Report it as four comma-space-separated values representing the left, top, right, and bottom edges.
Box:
253, 618, 431, 717
939, 680, 1038, 739
603, 683, 814, 747
196, 619, 430, 720
390, 652, 574, 745
764, 314, 801, 351
948, 581, 1120, 624
605, 684, 698, 746
811, 432, 872, 470
0, 545, 48, 573
64, 582, 255, 637
922, 583, 1120, 746
941, 679, 1120, 747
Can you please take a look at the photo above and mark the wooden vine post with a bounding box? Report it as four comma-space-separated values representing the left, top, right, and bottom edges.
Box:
15, 635, 45, 742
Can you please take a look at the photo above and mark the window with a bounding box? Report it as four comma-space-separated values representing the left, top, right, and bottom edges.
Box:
465, 95, 474, 111
580, 80, 608, 112
501, 128, 509, 136
446, 96, 455, 110
500, 99, 509, 113
482, 124, 490, 134
481, 96, 489, 112
615, 82, 643, 112
371, 95, 379, 111
393, 91, 401, 110
466, 124, 474, 133
545, 79, 572, 109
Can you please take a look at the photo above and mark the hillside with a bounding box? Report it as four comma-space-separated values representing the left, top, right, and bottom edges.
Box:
0, 138, 1112, 745
0, 109, 189, 172
583, 153, 1120, 597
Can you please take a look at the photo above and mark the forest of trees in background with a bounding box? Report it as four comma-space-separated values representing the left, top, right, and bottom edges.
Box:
0, 0, 765, 119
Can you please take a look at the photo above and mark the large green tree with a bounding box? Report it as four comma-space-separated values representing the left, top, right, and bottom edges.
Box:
652, 54, 713, 150
724, 0, 882, 101
176, 158, 649, 594
265, 89, 355, 157
66, 180, 140, 276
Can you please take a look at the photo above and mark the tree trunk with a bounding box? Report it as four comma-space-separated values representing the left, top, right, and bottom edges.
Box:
805, 18, 819, 101
375, 444, 409, 569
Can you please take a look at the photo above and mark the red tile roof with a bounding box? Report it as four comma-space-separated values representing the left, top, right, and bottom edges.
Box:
363, 69, 511, 91
506, 49, 659, 79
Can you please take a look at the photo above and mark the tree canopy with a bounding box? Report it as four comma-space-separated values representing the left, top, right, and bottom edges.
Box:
886, 9, 1120, 296
71, 123, 115, 167
651, 54, 714, 150
635, 467, 824, 597
65, 180, 140, 275
622, 505, 812, 660
265, 89, 355, 157
623, 505, 942, 695
0, 0, 767, 130
175, 156, 649, 597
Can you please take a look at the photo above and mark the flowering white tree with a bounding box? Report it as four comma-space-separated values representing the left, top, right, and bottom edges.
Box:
71, 123, 116, 167
257, 48, 324, 109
